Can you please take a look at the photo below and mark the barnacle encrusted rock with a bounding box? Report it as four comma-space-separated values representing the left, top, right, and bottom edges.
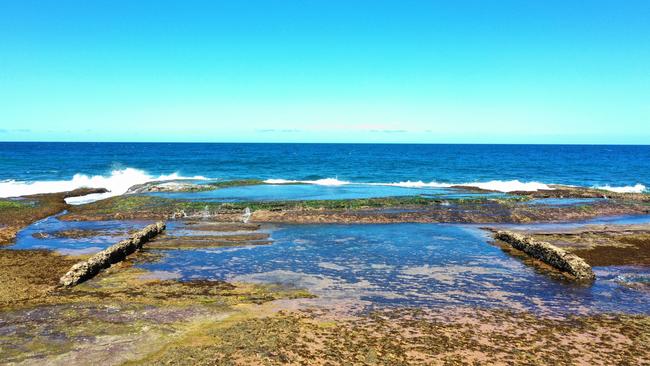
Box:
59, 221, 166, 287
495, 230, 595, 281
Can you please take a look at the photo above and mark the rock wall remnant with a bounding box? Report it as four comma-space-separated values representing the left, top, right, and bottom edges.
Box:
494, 230, 595, 281
59, 221, 166, 287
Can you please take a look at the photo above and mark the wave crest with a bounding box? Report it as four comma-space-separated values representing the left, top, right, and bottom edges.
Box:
264, 177, 552, 192
595, 184, 646, 194
461, 180, 552, 192
5, 171, 644, 205
0, 168, 208, 204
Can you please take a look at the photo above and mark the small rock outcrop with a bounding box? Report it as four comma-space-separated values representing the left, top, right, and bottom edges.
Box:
127, 181, 208, 194
59, 221, 166, 287
495, 230, 595, 281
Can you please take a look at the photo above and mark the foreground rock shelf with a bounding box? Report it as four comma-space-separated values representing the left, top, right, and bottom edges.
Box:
59, 221, 166, 287
494, 230, 596, 281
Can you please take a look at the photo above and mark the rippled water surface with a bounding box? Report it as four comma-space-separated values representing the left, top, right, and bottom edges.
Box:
12, 216, 650, 316
147, 184, 504, 202
142, 224, 650, 315
12, 215, 158, 255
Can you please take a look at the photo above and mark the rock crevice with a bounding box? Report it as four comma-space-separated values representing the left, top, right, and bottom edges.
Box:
495, 230, 596, 281
59, 221, 166, 287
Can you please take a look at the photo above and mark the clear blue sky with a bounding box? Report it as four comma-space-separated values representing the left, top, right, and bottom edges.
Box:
1, 0, 649, 143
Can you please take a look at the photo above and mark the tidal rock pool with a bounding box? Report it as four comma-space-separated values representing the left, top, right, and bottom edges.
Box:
11, 216, 650, 316
145, 183, 504, 202
524, 198, 605, 206
12, 214, 159, 255
139, 223, 650, 316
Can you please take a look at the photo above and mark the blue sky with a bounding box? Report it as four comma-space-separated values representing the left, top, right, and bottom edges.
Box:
0, 0, 649, 143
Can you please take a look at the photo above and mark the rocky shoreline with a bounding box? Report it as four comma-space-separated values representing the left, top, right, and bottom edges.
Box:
1, 185, 649, 364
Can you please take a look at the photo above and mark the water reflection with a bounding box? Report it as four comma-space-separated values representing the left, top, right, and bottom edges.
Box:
146, 184, 504, 202
139, 223, 650, 316
11, 216, 650, 316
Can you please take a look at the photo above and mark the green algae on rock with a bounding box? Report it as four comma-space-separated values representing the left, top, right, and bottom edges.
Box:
522, 224, 650, 267
0, 249, 314, 364
131, 308, 650, 366
465, 184, 650, 203
59, 192, 649, 225
0, 188, 108, 245
0, 249, 80, 308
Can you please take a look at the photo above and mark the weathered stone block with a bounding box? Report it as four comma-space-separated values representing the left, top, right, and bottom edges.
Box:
59, 221, 166, 287
495, 230, 595, 281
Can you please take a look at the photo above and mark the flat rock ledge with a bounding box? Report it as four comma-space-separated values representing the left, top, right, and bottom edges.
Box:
59, 221, 166, 287
494, 230, 596, 281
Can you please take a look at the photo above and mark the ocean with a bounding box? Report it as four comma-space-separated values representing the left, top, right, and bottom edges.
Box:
1, 142, 648, 199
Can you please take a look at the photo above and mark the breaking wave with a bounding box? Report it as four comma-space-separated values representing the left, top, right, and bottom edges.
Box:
264, 178, 553, 192
595, 184, 646, 194
459, 180, 552, 192
0, 168, 208, 204
4, 170, 646, 206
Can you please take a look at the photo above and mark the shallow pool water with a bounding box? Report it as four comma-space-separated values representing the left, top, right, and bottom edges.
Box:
146, 184, 504, 202
524, 198, 604, 206
12, 214, 161, 255
139, 223, 650, 316
11, 216, 650, 316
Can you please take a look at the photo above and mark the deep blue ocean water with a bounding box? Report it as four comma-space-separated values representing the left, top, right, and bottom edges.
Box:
1, 142, 649, 189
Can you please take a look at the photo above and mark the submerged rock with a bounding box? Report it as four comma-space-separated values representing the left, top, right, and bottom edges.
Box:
495, 230, 596, 281
127, 181, 208, 193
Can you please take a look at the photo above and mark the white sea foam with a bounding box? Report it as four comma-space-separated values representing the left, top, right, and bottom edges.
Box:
595, 183, 646, 193
460, 180, 552, 192
264, 177, 552, 192
8, 170, 644, 206
0, 168, 208, 204
263, 179, 297, 184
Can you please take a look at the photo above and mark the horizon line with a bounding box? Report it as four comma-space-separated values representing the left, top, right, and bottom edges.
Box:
1, 141, 650, 146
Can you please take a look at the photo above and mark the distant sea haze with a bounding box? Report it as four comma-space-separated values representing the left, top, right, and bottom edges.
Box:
0, 142, 648, 201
